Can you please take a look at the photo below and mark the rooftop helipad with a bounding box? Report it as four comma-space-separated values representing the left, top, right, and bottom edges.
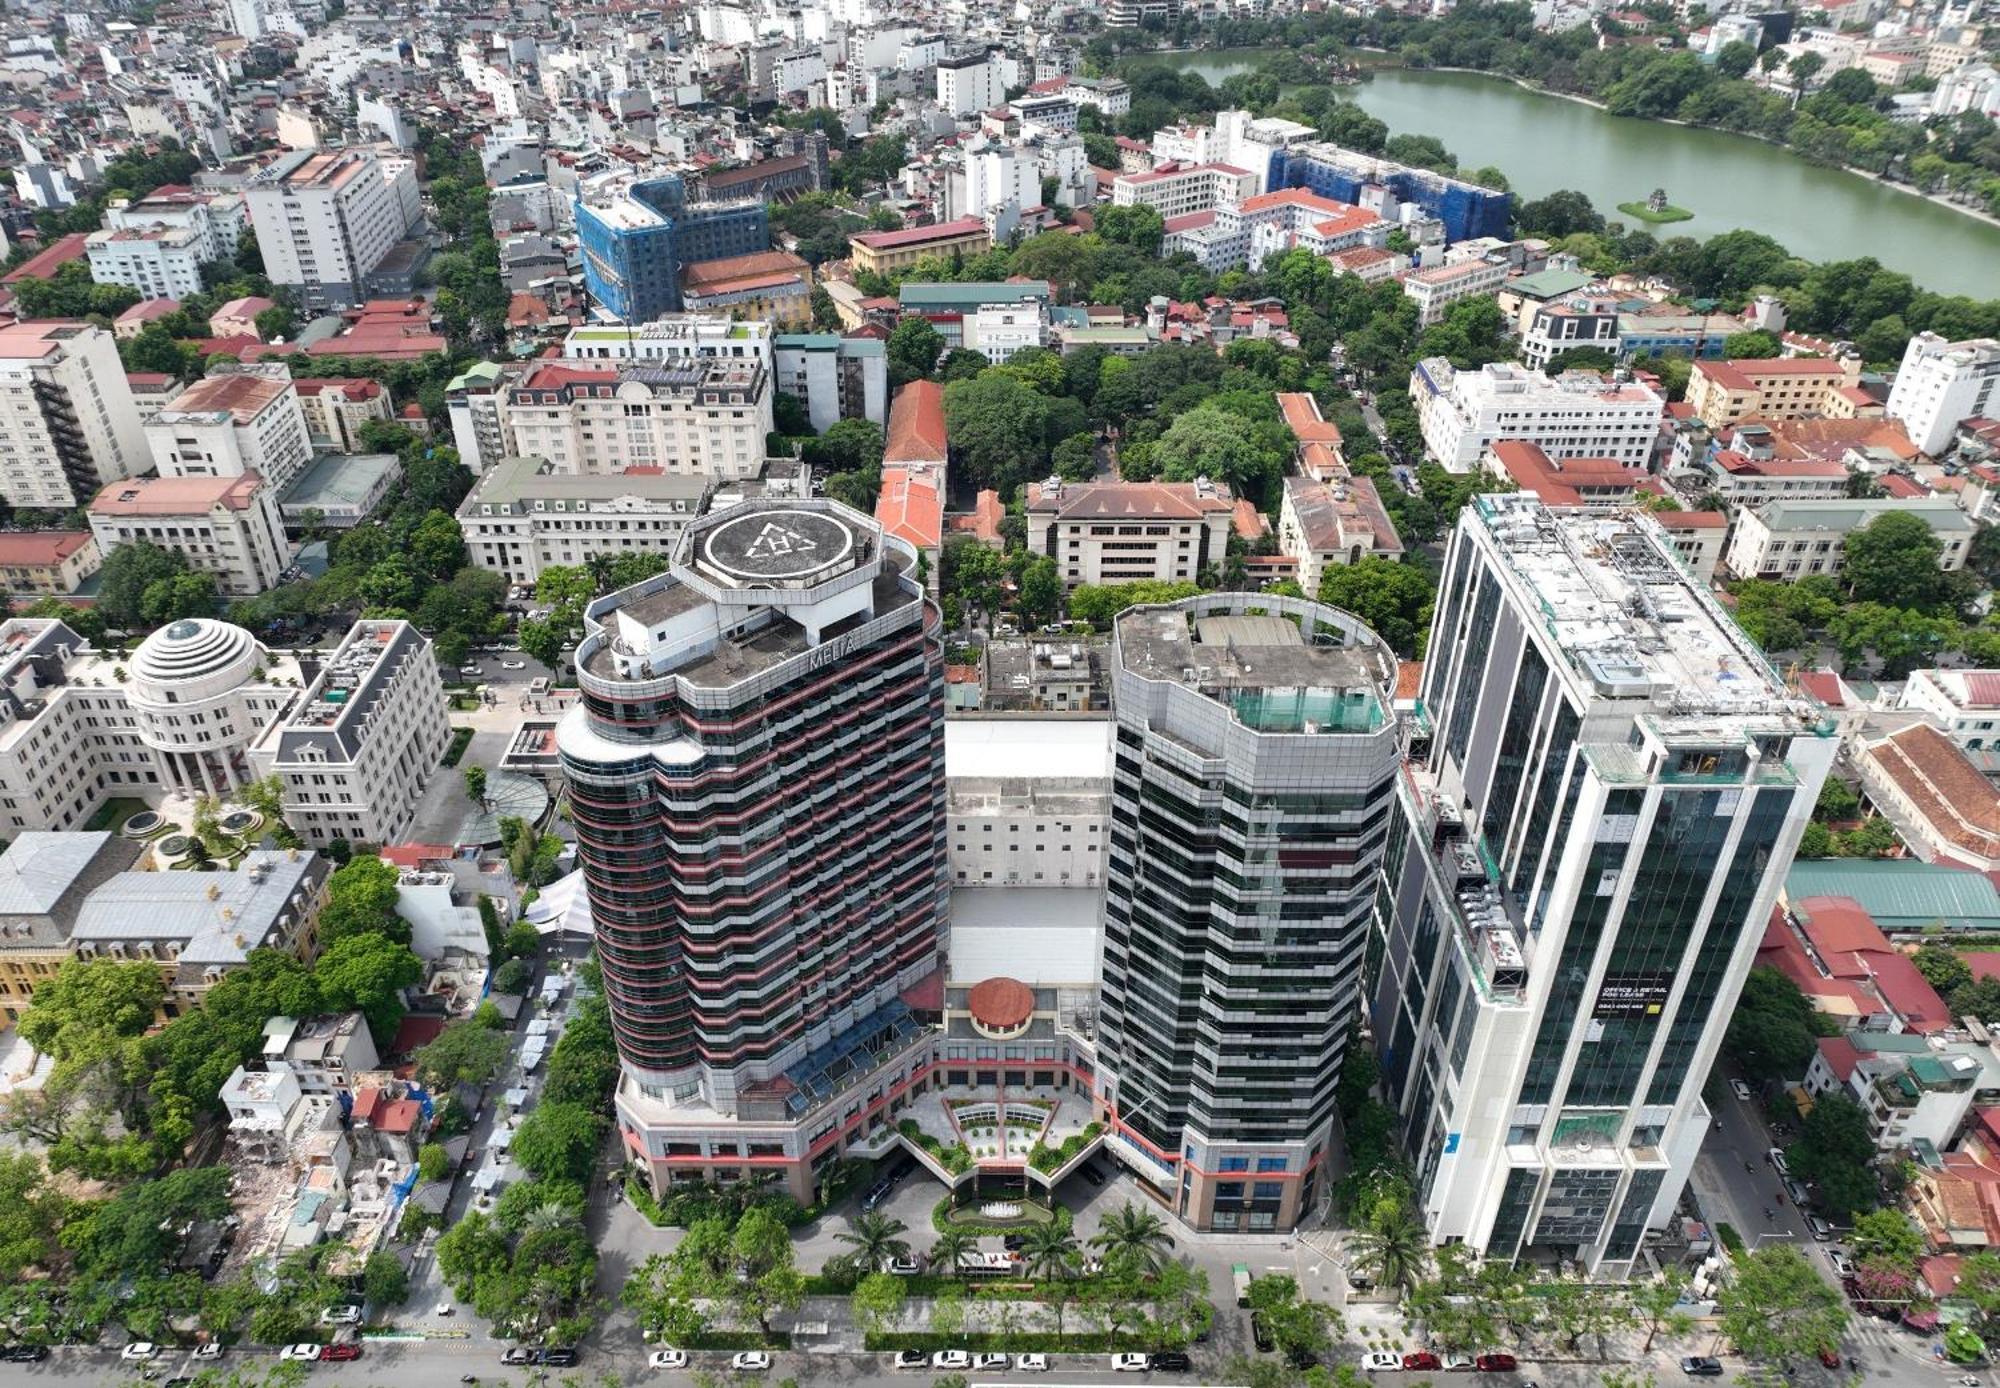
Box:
695, 506, 860, 587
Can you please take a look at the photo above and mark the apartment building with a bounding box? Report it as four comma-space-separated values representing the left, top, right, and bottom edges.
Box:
1686, 356, 1864, 429
1520, 299, 1622, 371
0, 530, 100, 595
251, 620, 450, 848
1723, 497, 1975, 581
945, 720, 1110, 889
1379, 496, 1830, 1274
562, 315, 774, 368
444, 361, 519, 475
1413, 358, 1666, 473
500, 358, 772, 478
1097, 593, 1400, 1232
85, 223, 210, 300
264, 1012, 380, 1094
773, 334, 888, 431
936, 49, 1006, 117
566, 501, 947, 1203
457, 453, 710, 584
145, 364, 313, 492
0, 831, 142, 1021
1110, 162, 1257, 219
0, 321, 148, 509
898, 281, 1053, 355
101, 186, 245, 259
848, 217, 992, 277
1403, 257, 1511, 327
89, 474, 290, 597
245, 148, 416, 312
1650, 510, 1729, 583
1026, 478, 1235, 587
293, 378, 392, 452
1888, 333, 2000, 456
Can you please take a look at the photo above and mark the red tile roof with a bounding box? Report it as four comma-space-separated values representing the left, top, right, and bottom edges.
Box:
1, 232, 89, 284
852, 217, 986, 251
884, 380, 948, 466
1817, 1034, 1862, 1083
1866, 722, 2000, 863
0, 531, 91, 566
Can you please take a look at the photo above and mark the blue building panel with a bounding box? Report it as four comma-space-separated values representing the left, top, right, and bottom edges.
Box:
577, 172, 772, 321
1270, 145, 1511, 246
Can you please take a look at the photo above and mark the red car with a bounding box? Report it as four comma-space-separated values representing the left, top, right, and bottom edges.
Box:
1403, 1352, 1442, 1371
1818, 1349, 1842, 1368
320, 1344, 362, 1362
1475, 1354, 1518, 1372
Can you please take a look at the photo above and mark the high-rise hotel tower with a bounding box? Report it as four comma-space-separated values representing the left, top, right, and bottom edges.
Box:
1374, 495, 1831, 1273
561, 499, 948, 1200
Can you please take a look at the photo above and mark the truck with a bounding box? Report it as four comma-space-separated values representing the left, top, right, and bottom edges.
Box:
1233, 1263, 1253, 1307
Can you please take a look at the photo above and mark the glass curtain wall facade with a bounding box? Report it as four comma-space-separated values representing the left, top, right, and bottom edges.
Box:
1095, 594, 1401, 1233
1370, 496, 1832, 1274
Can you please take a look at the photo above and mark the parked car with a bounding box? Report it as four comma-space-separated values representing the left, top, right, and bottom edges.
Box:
888, 1156, 918, 1182
279, 1345, 322, 1363
1681, 1357, 1724, 1377
1831, 1252, 1857, 1278
1768, 1148, 1789, 1175
501, 660, 526, 670
1810, 1215, 1834, 1242
502, 1348, 536, 1365
122, 1345, 160, 1362
1361, 1353, 1403, 1372
542, 1348, 580, 1367
1153, 1351, 1192, 1372
892, 1351, 929, 1370
459, 665, 482, 677
321, 1344, 362, 1363
1080, 1164, 1107, 1187
1403, 1352, 1443, 1371
320, 1305, 361, 1325
650, 1350, 690, 1369
1250, 1314, 1275, 1354
1016, 1354, 1049, 1372
1475, 1353, 1518, 1371
1731, 1079, 1753, 1101
860, 1180, 895, 1211
1443, 1355, 1476, 1371
888, 1256, 922, 1275
932, 1351, 971, 1370
3, 1346, 48, 1362
974, 1353, 1010, 1370
730, 1353, 772, 1372
1818, 1349, 1842, 1368
1111, 1354, 1151, 1372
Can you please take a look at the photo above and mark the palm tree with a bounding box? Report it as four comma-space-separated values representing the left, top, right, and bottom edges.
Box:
1348, 1202, 1430, 1296
836, 1211, 911, 1272
930, 1225, 978, 1281
522, 1202, 580, 1236
1089, 1202, 1174, 1276
1019, 1222, 1080, 1282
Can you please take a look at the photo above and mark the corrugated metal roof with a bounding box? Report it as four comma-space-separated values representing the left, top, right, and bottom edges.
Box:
1785, 859, 2000, 930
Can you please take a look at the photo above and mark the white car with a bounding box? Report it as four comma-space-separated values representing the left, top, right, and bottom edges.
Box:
120, 1345, 158, 1362
501, 660, 526, 670
459, 665, 482, 677
1017, 1354, 1049, 1373
892, 1351, 930, 1370
731, 1352, 772, 1372
650, 1349, 690, 1369
1442, 1355, 1476, 1372
1112, 1354, 1152, 1372
932, 1350, 972, 1370
1731, 1079, 1753, 1101
974, 1353, 1011, 1370
1831, 1251, 1857, 1278
193, 1344, 225, 1360
281, 1344, 324, 1362
320, 1305, 361, 1325
1362, 1353, 1404, 1372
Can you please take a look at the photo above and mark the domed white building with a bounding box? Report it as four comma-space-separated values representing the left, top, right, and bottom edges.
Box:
126, 618, 301, 797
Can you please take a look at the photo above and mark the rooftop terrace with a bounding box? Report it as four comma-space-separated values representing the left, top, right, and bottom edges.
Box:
1471, 494, 1821, 723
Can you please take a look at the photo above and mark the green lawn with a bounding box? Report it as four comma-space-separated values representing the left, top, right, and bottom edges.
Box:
1618, 200, 1693, 225
84, 798, 153, 833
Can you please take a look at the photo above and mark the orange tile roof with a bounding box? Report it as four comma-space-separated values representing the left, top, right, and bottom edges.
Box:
875, 466, 943, 550
0, 530, 91, 566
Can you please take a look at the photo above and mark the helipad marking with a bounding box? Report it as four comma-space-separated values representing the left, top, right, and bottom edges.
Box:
745, 522, 817, 560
